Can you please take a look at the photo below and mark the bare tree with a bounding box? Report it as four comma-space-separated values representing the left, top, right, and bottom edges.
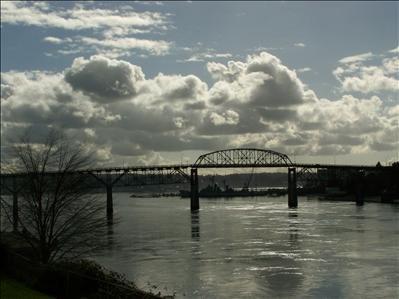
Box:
1, 129, 108, 263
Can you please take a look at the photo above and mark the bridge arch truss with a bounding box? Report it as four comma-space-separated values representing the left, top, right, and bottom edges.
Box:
193, 148, 293, 168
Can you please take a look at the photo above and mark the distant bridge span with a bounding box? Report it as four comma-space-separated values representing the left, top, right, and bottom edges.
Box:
0, 147, 383, 176
1, 148, 391, 225
187, 148, 386, 211
194, 148, 293, 168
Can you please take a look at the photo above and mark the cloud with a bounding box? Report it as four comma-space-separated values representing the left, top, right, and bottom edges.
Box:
57, 48, 85, 56
1, 71, 115, 130
339, 52, 374, 64
64, 55, 145, 102
318, 134, 364, 146
179, 52, 233, 63
340, 68, 398, 93
334, 52, 399, 94
207, 61, 246, 82
1, 83, 13, 99
49, 35, 172, 59
294, 43, 306, 48
382, 56, 399, 74
136, 73, 208, 110
134, 1, 164, 6
1, 2, 172, 58
207, 52, 313, 108
101, 27, 153, 39
258, 108, 297, 121
2, 52, 398, 165
79, 36, 171, 56
297, 95, 385, 135
43, 36, 72, 44
1, 1, 169, 31
110, 142, 147, 156
369, 141, 397, 152
388, 46, 399, 54
209, 110, 239, 126
297, 67, 311, 73
342, 69, 399, 93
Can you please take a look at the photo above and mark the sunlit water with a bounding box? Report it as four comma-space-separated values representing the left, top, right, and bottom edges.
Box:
91, 193, 399, 298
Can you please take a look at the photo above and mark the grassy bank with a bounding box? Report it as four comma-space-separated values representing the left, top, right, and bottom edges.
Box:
1, 276, 54, 299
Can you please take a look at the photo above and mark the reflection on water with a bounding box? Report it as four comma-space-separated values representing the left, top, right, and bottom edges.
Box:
106, 221, 114, 247
191, 211, 200, 240
93, 194, 399, 298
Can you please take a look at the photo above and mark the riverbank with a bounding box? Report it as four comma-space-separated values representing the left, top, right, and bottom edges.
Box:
1, 275, 54, 299
0, 232, 172, 298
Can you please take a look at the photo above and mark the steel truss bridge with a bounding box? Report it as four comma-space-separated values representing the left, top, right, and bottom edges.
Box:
1, 148, 390, 225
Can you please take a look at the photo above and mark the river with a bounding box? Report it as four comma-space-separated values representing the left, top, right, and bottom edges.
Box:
92, 193, 399, 298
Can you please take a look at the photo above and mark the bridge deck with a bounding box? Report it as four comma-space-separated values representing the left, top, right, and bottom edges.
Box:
193, 163, 385, 170
0, 163, 389, 177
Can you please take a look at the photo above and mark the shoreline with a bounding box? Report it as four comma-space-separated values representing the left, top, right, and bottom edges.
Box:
0, 232, 173, 299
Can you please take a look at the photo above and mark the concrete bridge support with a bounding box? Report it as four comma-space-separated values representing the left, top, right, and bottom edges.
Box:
288, 168, 298, 208
355, 173, 365, 206
106, 173, 113, 222
89, 171, 126, 223
12, 177, 19, 231
190, 168, 199, 211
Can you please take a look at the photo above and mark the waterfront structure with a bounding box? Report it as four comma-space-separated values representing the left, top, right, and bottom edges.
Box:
1, 148, 393, 223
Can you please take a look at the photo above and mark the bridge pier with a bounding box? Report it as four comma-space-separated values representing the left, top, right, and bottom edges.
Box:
355, 172, 365, 206
106, 174, 113, 223
89, 171, 127, 223
288, 168, 298, 208
12, 177, 19, 231
190, 168, 199, 211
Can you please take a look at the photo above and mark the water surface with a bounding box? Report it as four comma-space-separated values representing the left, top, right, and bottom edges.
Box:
94, 194, 399, 298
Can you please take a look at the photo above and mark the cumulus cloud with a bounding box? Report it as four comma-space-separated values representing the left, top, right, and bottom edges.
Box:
209, 110, 239, 126
2, 51, 398, 165
207, 52, 312, 108
207, 61, 246, 82
65, 55, 145, 102
340, 69, 398, 93
298, 95, 385, 135
334, 52, 399, 94
1, 71, 114, 128
388, 46, 399, 54
137, 73, 208, 110
382, 56, 399, 74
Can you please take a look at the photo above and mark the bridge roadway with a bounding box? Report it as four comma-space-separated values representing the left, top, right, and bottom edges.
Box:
59, 162, 389, 173
1, 162, 384, 178
1, 148, 391, 227
47, 162, 381, 179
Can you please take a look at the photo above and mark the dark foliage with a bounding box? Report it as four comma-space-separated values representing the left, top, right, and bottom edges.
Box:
1, 130, 108, 263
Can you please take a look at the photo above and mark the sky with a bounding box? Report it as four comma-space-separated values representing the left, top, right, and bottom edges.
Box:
1, 1, 398, 168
